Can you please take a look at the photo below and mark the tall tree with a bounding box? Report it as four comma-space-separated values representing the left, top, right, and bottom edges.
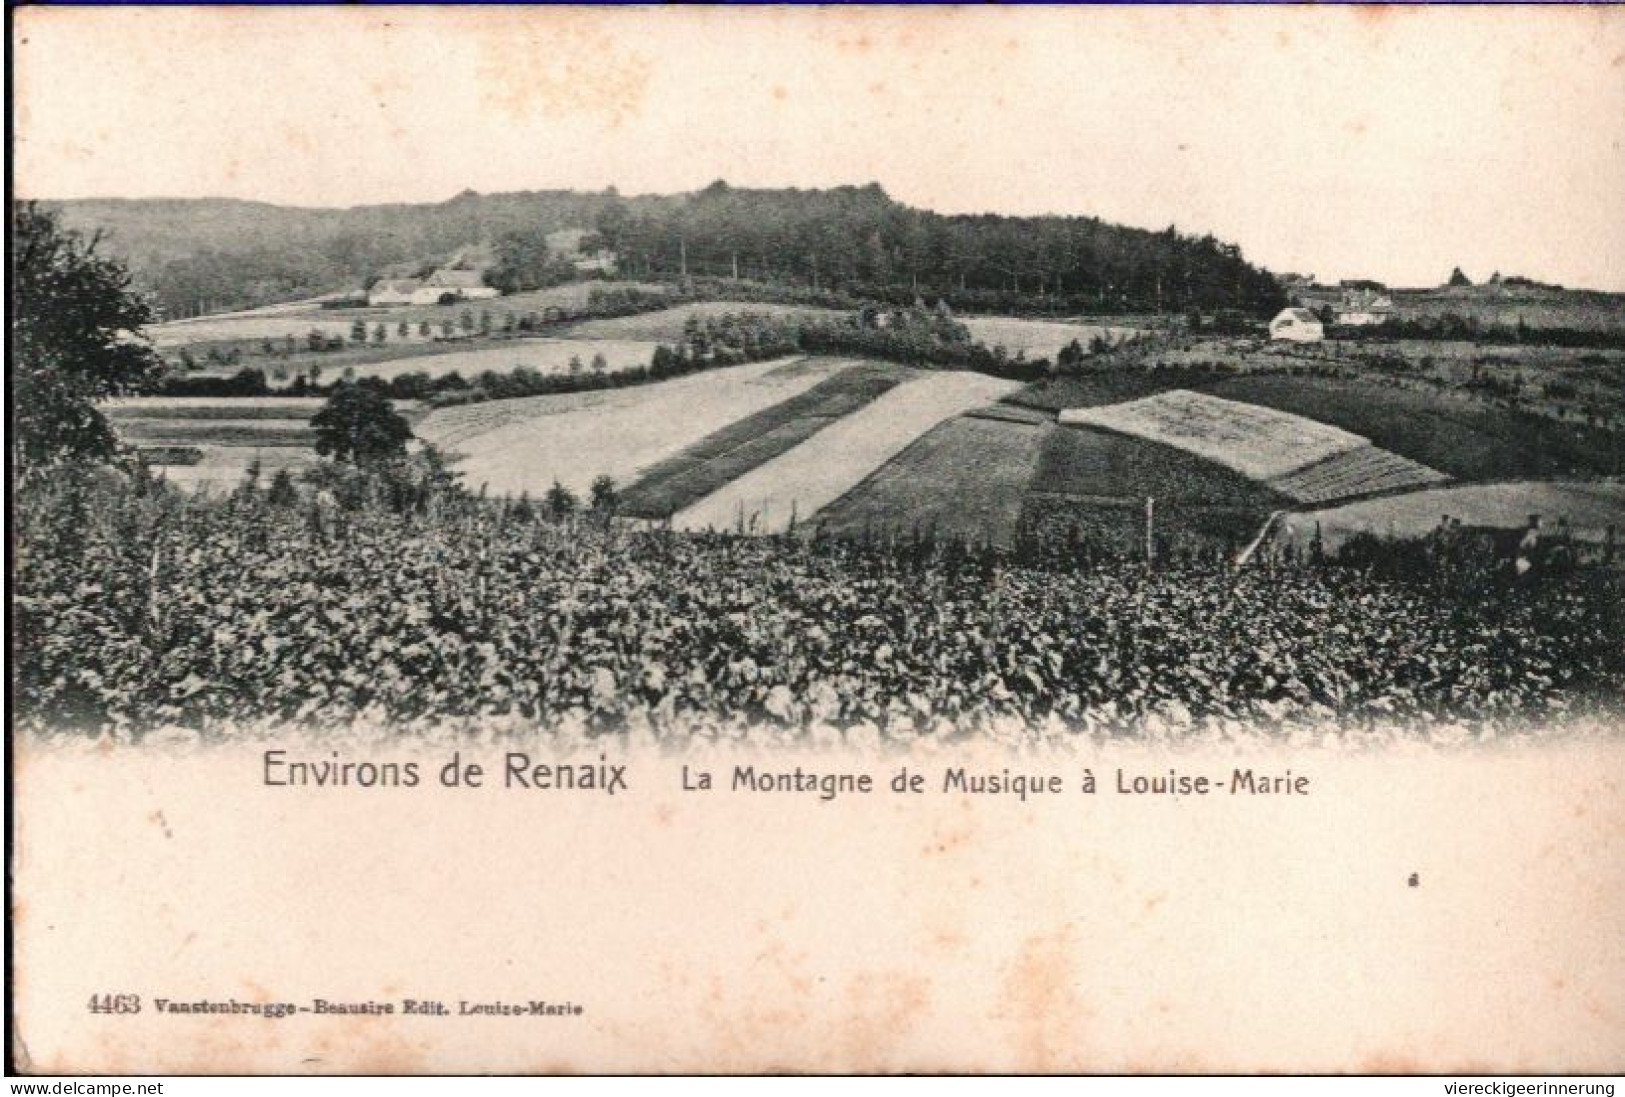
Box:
487, 226, 571, 294
310, 383, 413, 466
10, 202, 163, 472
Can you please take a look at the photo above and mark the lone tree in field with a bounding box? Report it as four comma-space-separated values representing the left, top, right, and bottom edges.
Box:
1448, 266, 1473, 287
546, 480, 578, 519
10, 202, 163, 473
311, 382, 413, 466
590, 474, 618, 514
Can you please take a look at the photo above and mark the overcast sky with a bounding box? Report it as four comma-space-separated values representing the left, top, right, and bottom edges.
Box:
15, 5, 1625, 290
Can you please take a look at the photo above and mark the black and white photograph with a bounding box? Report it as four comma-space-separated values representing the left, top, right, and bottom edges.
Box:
8, 3, 1625, 1078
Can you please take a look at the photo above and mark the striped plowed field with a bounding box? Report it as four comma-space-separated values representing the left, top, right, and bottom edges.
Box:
1268, 445, 1448, 505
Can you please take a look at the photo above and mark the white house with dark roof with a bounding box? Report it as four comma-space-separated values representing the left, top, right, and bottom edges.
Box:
1270, 307, 1325, 342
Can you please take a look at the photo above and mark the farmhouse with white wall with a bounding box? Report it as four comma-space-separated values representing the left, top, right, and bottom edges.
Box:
1270, 307, 1325, 342
368, 268, 500, 307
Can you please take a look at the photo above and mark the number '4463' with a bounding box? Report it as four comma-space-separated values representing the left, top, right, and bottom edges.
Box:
88, 994, 141, 1014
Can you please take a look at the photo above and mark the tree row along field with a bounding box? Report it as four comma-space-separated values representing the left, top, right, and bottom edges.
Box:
144, 281, 676, 346
337, 338, 662, 384
563, 302, 853, 343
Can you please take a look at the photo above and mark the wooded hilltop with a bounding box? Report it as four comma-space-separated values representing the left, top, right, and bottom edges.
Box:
50, 182, 1285, 321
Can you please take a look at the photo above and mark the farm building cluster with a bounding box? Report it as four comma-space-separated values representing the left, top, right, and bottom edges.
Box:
1272, 277, 1397, 341
368, 267, 501, 307
365, 231, 619, 306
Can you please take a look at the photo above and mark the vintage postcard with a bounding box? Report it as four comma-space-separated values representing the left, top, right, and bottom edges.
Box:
8, 4, 1625, 1077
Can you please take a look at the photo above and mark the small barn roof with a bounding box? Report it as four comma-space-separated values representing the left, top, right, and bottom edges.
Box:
1275, 307, 1321, 324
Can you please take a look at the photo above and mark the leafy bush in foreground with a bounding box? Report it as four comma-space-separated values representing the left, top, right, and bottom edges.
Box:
13, 470, 1623, 738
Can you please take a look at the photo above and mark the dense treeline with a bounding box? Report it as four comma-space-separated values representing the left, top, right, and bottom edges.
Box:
671, 306, 1084, 381
51, 182, 1283, 321
50, 190, 667, 319
594, 181, 1285, 315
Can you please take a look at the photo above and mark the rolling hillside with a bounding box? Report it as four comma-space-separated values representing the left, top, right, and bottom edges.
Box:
46, 181, 1284, 322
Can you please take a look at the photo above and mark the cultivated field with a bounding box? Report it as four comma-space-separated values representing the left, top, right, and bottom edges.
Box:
321, 281, 672, 328
812, 415, 1050, 548
107, 398, 328, 450
1058, 390, 1368, 480
157, 295, 341, 323
1027, 422, 1290, 509
150, 446, 319, 491
338, 337, 661, 383
618, 363, 906, 519
670, 371, 1023, 534
959, 317, 1132, 359
1267, 445, 1448, 505
1392, 287, 1625, 334
1054, 334, 1625, 436
23, 477, 1623, 737
563, 301, 852, 343
106, 397, 330, 419
104, 397, 358, 492
109, 324, 1625, 555
146, 281, 674, 350
415, 356, 847, 497
1203, 375, 1625, 480
147, 317, 376, 350
1018, 423, 1288, 555
1276, 481, 1625, 552
115, 419, 317, 446
1008, 369, 1214, 413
